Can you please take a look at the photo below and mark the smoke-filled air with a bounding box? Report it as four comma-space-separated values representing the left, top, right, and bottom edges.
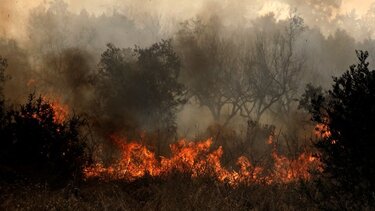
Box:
1, 0, 375, 210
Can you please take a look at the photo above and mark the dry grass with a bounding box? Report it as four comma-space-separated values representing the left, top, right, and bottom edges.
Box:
0, 174, 322, 211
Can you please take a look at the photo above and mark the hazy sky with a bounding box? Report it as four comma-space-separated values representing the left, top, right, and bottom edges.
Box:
1, 0, 375, 42
342, 1, 373, 13
5, 0, 371, 14
48, 0, 375, 15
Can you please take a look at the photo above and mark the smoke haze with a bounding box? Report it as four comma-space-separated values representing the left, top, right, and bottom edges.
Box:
1, 0, 375, 138
2, 0, 375, 43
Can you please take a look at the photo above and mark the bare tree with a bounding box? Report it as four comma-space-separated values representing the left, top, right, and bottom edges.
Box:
176, 17, 241, 126
237, 14, 305, 122
176, 14, 305, 126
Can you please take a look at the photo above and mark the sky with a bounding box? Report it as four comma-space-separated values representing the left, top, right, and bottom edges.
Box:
342, 1, 373, 13
3, 0, 372, 14
1, 0, 375, 42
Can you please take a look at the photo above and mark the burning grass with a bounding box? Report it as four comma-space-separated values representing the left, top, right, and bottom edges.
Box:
84, 134, 320, 186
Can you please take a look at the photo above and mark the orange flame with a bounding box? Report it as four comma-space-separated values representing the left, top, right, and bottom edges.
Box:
84, 135, 320, 186
315, 122, 337, 144
41, 96, 69, 124
28, 96, 68, 125
271, 151, 318, 183
49, 101, 69, 124
314, 123, 331, 139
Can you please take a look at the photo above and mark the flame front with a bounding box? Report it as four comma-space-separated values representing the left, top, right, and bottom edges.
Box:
49, 101, 68, 124
42, 96, 69, 124
28, 96, 69, 124
84, 135, 320, 185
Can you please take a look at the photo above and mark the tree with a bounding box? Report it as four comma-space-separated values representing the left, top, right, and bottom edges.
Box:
175, 17, 242, 126
0, 39, 32, 103
176, 15, 305, 126
238, 14, 305, 122
93, 40, 186, 134
301, 50, 375, 204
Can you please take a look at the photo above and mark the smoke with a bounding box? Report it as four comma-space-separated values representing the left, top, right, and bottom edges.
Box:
0, 1, 12, 38
1, 1, 374, 47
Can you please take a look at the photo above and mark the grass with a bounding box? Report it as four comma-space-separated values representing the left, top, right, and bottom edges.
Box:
0, 173, 323, 211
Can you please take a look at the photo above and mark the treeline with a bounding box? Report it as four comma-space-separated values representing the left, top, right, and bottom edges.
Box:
2, 1, 375, 133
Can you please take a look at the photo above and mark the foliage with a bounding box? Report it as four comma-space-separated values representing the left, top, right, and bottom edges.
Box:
301, 50, 375, 204
0, 94, 90, 183
94, 40, 186, 133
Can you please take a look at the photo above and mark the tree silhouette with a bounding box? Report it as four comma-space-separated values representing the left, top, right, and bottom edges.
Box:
301, 50, 375, 204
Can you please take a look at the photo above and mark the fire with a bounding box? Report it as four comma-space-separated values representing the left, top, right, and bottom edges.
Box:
84, 135, 320, 186
28, 95, 69, 126
271, 151, 318, 183
315, 122, 337, 144
49, 100, 69, 124
314, 123, 331, 139
41, 96, 69, 124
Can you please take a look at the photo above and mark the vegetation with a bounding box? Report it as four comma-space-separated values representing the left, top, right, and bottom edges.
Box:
94, 40, 186, 134
176, 15, 305, 125
0, 176, 317, 210
301, 50, 375, 207
1, 97, 89, 183
0, 61, 90, 185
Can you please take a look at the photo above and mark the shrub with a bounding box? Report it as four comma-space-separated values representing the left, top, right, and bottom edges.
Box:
301, 50, 375, 205
0, 94, 90, 184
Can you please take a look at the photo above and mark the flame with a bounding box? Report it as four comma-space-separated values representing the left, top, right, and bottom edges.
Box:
271, 151, 318, 183
84, 135, 320, 186
42, 96, 69, 124
315, 123, 331, 139
28, 95, 69, 125
315, 122, 337, 144
49, 100, 69, 124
